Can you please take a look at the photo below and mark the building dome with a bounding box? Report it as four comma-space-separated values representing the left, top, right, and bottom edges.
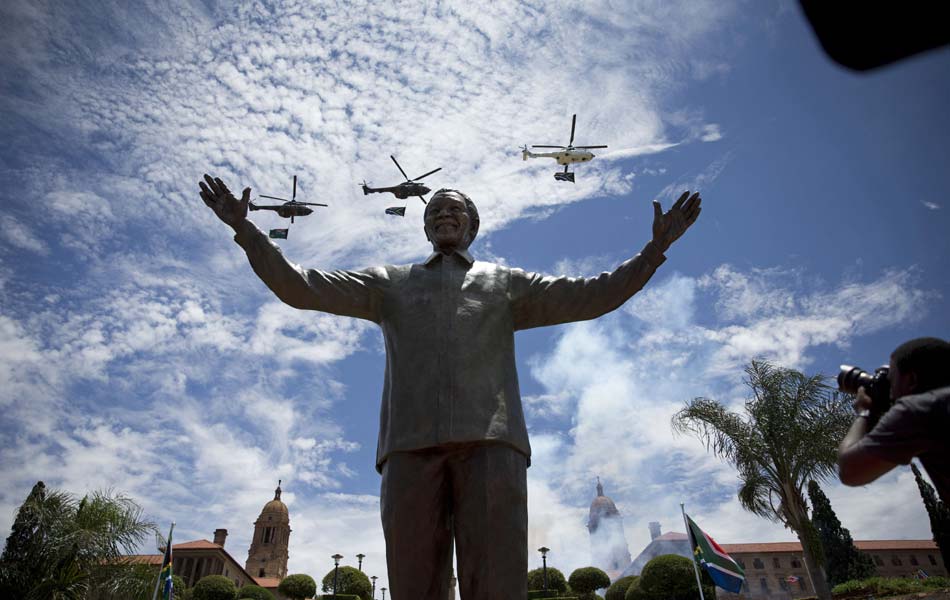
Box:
588, 479, 620, 531
261, 482, 289, 518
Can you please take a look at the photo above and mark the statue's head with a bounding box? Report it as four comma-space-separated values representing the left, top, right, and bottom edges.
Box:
423, 189, 480, 252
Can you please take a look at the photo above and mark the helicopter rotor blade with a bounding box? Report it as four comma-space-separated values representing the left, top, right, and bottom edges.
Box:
298, 202, 329, 207
259, 195, 290, 201
293, 175, 297, 201
391, 155, 410, 181
532, 145, 566, 149
413, 167, 442, 181
569, 114, 577, 146
575, 145, 608, 149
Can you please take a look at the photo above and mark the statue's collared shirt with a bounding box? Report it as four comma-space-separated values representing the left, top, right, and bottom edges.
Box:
234, 220, 666, 471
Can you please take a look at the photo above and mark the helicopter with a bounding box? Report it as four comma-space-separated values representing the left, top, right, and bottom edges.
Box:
521, 114, 607, 182
361, 155, 442, 205
250, 175, 328, 224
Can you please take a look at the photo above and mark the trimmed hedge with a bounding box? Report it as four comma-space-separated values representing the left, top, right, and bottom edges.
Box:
193, 575, 237, 600
605, 576, 637, 600
831, 576, 950, 597
528, 567, 569, 594
279, 574, 317, 600
569, 567, 610, 595
237, 584, 276, 600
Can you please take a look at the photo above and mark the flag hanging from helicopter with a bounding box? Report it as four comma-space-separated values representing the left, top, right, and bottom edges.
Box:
554, 171, 575, 182
385, 207, 406, 217
269, 229, 289, 239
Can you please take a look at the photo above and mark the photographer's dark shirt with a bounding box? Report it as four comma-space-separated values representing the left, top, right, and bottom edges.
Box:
860, 386, 950, 502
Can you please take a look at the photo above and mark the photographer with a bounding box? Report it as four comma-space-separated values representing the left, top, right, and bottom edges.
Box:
838, 337, 950, 501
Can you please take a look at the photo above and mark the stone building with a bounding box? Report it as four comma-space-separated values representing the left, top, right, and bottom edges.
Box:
246, 480, 291, 582
718, 539, 947, 599
130, 483, 291, 596
587, 478, 632, 580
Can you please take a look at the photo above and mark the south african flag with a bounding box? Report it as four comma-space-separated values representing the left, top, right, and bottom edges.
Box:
155, 524, 174, 600
685, 514, 745, 594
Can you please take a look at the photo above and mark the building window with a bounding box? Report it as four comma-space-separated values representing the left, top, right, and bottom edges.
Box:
759, 578, 769, 593
773, 557, 781, 569
929, 555, 938, 566
779, 578, 789, 591
874, 555, 885, 567
736, 558, 746, 569
891, 556, 902, 566
791, 558, 801, 568
259, 568, 265, 577
910, 555, 919, 566
799, 579, 807, 592
753, 558, 765, 569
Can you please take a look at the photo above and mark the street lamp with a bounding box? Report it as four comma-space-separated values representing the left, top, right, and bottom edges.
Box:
332, 554, 343, 598
371, 575, 378, 599
381, 587, 387, 600
357, 553, 366, 572
538, 547, 550, 591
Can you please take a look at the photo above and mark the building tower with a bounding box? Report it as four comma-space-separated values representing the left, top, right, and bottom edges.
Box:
246, 481, 291, 579
587, 478, 632, 580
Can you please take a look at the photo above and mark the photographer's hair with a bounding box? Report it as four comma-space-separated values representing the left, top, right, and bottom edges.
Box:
891, 337, 950, 393
425, 189, 480, 244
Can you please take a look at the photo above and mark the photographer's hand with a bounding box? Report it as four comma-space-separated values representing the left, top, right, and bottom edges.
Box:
838, 387, 899, 487
853, 386, 873, 414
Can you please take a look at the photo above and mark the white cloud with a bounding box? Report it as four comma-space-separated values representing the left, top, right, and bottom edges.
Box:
921, 201, 940, 210
0, 216, 49, 255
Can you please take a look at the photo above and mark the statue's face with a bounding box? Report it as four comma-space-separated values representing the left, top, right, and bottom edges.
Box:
424, 191, 472, 251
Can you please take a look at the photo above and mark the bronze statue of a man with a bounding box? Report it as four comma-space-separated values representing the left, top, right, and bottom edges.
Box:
199, 176, 701, 599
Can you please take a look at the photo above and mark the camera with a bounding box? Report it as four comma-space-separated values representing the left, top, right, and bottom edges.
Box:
838, 364, 892, 423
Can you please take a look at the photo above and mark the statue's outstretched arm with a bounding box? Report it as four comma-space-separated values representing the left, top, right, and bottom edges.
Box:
199, 174, 383, 323
510, 191, 701, 330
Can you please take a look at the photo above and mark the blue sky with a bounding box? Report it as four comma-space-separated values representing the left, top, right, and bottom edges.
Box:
1, 0, 948, 585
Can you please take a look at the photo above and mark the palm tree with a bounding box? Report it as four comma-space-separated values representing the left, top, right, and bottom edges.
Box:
0, 481, 157, 600
672, 360, 852, 600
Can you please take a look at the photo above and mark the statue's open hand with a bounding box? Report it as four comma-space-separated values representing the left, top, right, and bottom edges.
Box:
199, 174, 249, 231
652, 190, 701, 253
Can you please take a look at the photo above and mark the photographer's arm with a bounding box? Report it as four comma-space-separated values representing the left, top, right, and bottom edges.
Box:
199, 174, 383, 322
838, 387, 903, 486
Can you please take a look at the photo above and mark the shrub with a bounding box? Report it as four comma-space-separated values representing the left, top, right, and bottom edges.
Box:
624, 576, 644, 600
635, 554, 714, 600
569, 567, 611, 598
236, 584, 276, 600
831, 575, 950, 597
528, 566, 569, 594
320, 566, 372, 600
193, 575, 237, 600
605, 576, 637, 600
279, 573, 317, 600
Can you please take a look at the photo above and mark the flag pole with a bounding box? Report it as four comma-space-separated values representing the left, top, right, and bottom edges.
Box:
680, 504, 706, 600
152, 522, 175, 600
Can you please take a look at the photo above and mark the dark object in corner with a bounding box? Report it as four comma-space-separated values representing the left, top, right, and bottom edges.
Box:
799, 1, 950, 71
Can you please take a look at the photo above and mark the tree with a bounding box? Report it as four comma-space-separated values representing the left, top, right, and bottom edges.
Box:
193, 575, 236, 600
0, 481, 157, 600
321, 566, 372, 600
527, 566, 568, 594
278, 574, 317, 600
236, 584, 275, 600
628, 554, 714, 600
605, 575, 637, 600
569, 566, 611, 600
912, 462, 950, 569
807, 480, 875, 585
672, 360, 852, 600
